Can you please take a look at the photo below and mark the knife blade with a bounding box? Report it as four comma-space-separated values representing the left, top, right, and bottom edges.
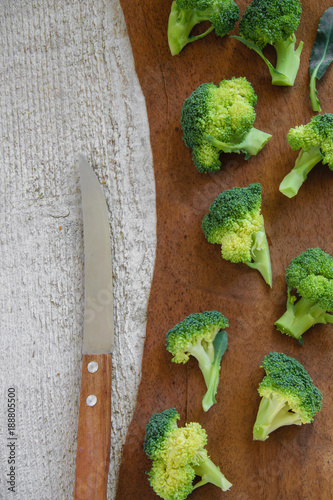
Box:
74, 154, 114, 500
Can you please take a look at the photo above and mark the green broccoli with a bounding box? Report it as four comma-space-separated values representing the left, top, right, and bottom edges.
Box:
180, 77, 272, 173
202, 183, 272, 286
279, 114, 333, 198
144, 408, 232, 499
167, 0, 239, 56
166, 310, 228, 412
253, 352, 323, 441
275, 248, 333, 344
233, 0, 303, 86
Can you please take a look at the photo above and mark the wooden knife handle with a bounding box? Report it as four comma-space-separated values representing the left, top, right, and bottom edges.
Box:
74, 353, 112, 500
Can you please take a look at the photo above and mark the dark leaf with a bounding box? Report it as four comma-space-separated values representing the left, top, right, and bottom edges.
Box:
309, 7, 333, 111
212, 330, 228, 367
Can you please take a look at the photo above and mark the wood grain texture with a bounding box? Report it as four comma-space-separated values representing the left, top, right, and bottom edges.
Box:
0, 1, 155, 498
117, 1, 333, 498
74, 354, 112, 500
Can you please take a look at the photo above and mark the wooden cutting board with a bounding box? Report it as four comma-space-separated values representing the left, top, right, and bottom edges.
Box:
116, 1, 333, 498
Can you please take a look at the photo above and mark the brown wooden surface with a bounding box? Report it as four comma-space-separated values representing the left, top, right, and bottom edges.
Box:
116, 1, 333, 498
74, 353, 112, 500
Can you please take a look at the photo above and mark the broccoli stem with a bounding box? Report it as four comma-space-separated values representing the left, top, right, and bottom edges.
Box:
246, 226, 272, 287
193, 455, 232, 491
190, 331, 228, 412
232, 35, 303, 86
206, 127, 272, 159
168, 2, 214, 55
272, 35, 304, 86
202, 331, 228, 412
279, 146, 323, 198
275, 295, 333, 343
253, 393, 302, 441
189, 342, 214, 389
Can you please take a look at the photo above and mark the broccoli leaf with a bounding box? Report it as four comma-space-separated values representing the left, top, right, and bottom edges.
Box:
202, 330, 228, 412
309, 7, 333, 112
212, 330, 228, 369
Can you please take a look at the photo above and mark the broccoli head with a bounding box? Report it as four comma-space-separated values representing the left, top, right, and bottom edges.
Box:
279, 113, 333, 198
166, 310, 228, 412
180, 77, 271, 172
202, 183, 272, 286
253, 352, 323, 441
168, 0, 239, 56
233, 0, 303, 86
144, 408, 180, 461
144, 408, 232, 499
275, 248, 333, 344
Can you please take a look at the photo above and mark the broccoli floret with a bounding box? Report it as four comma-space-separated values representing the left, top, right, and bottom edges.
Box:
144, 408, 232, 499
144, 408, 180, 461
168, 0, 239, 56
253, 352, 323, 441
279, 114, 333, 198
275, 248, 333, 344
166, 311, 228, 412
202, 183, 272, 286
180, 77, 271, 173
233, 0, 303, 86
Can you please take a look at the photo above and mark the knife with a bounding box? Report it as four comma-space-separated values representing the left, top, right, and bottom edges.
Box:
74, 154, 114, 499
